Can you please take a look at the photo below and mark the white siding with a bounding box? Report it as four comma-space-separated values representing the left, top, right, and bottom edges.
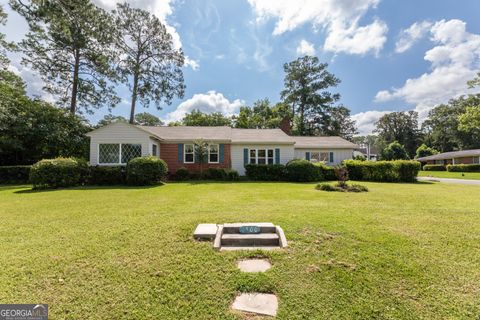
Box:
88, 123, 153, 165
294, 148, 354, 166
231, 144, 295, 175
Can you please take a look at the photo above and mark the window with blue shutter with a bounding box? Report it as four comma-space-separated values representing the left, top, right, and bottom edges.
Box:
219, 144, 225, 163
275, 148, 280, 164
329, 152, 334, 163
178, 144, 184, 163
306, 152, 311, 161
243, 148, 248, 165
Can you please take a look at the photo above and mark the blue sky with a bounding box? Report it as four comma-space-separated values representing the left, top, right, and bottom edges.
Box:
2, 0, 480, 134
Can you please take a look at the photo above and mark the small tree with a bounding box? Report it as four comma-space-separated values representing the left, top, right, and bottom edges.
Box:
334, 166, 349, 189
193, 139, 209, 177
415, 144, 439, 158
382, 141, 409, 160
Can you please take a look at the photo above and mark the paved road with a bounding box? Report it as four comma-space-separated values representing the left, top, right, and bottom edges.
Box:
417, 177, 480, 185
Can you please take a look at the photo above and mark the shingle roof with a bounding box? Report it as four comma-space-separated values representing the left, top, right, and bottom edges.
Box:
138, 126, 232, 141
416, 149, 480, 161
292, 136, 359, 149
231, 128, 295, 144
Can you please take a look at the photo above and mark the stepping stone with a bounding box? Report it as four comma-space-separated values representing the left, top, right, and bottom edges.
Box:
237, 259, 271, 272
193, 224, 218, 240
232, 293, 278, 317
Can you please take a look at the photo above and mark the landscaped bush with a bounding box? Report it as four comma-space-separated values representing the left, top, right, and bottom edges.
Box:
174, 167, 190, 181
245, 164, 286, 181
88, 166, 126, 185
446, 164, 480, 172
203, 168, 227, 180
30, 157, 83, 189
423, 164, 446, 171
0, 165, 31, 184
223, 169, 240, 181
315, 182, 368, 192
285, 159, 322, 182
126, 156, 168, 186
343, 160, 421, 183
314, 163, 336, 181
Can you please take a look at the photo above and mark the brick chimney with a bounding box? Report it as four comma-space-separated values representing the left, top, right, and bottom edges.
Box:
279, 117, 291, 136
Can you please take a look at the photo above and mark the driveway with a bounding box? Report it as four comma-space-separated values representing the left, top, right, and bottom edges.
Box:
417, 177, 480, 185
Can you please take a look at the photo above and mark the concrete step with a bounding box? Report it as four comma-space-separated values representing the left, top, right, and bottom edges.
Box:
222, 222, 276, 234
221, 233, 279, 246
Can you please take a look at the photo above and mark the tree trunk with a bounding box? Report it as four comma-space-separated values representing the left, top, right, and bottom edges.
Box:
129, 60, 140, 124
70, 49, 80, 114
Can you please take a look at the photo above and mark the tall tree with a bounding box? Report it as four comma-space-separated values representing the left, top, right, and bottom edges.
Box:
381, 141, 409, 161
234, 99, 290, 129
415, 144, 439, 158
113, 3, 185, 124
181, 109, 232, 126
281, 56, 341, 136
11, 0, 118, 114
135, 112, 163, 126
0, 6, 15, 68
311, 105, 358, 140
0, 69, 90, 165
458, 106, 480, 133
374, 111, 421, 157
97, 114, 127, 127
422, 95, 480, 152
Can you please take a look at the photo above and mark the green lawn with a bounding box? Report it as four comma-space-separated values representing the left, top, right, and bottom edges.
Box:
1, 182, 479, 319
419, 170, 480, 180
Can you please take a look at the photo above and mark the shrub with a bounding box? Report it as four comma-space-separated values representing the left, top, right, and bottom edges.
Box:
314, 163, 336, 181
315, 182, 368, 192
73, 157, 89, 184
223, 169, 240, 181
174, 167, 190, 181
88, 166, 126, 185
349, 184, 369, 192
0, 166, 31, 184
315, 183, 340, 192
126, 156, 168, 185
245, 164, 286, 181
381, 141, 409, 160
285, 159, 322, 182
30, 157, 82, 189
343, 160, 420, 182
446, 164, 480, 172
423, 164, 446, 171
203, 168, 226, 180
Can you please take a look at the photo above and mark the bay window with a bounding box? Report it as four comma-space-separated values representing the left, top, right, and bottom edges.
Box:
99, 143, 141, 164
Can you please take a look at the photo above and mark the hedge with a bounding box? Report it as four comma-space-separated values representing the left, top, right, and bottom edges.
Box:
314, 163, 336, 181
88, 166, 126, 185
423, 164, 446, 171
0, 166, 31, 184
126, 156, 168, 185
30, 158, 84, 189
446, 164, 480, 172
245, 164, 286, 181
174, 167, 190, 181
343, 160, 421, 182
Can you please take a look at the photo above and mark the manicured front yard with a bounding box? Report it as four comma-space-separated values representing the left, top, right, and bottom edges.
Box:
419, 170, 480, 180
1, 182, 479, 319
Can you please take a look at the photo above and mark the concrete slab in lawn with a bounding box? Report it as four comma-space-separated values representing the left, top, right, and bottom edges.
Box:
193, 224, 218, 240
237, 259, 271, 272
232, 293, 278, 317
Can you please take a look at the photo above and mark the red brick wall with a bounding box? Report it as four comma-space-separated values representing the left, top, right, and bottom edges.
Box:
160, 143, 231, 174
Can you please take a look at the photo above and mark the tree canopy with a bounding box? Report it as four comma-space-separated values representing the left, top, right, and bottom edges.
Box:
113, 3, 185, 124
415, 144, 439, 159
381, 141, 409, 161
233, 99, 290, 129
174, 109, 232, 127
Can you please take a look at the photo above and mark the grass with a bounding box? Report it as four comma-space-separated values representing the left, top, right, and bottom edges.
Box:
419, 170, 480, 180
1, 181, 479, 319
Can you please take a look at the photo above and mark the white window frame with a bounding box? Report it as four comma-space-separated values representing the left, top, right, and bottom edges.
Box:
208, 144, 219, 164
248, 148, 274, 165
98, 143, 142, 165
184, 144, 194, 164
152, 144, 158, 157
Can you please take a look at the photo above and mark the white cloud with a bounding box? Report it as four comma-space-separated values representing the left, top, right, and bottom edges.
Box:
247, 0, 387, 55
165, 91, 244, 122
376, 19, 480, 119
351, 110, 390, 135
395, 21, 432, 53
93, 0, 199, 70
296, 39, 315, 56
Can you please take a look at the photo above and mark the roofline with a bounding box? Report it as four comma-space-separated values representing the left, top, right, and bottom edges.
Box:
86, 122, 164, 140
416, 149, 480, 161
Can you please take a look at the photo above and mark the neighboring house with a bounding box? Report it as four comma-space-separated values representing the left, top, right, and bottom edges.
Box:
354, 147, 378, 161
416, 149, 480, 165
86, 122, 358, 175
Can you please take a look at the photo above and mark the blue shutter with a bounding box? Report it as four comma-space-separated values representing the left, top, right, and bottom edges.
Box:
306, 152, 311, 161
275, 148, 280, 164
178, 144, 183, 163
219, 144, 225, 163
243, 148, 248, 165
329, 152, 334, 163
